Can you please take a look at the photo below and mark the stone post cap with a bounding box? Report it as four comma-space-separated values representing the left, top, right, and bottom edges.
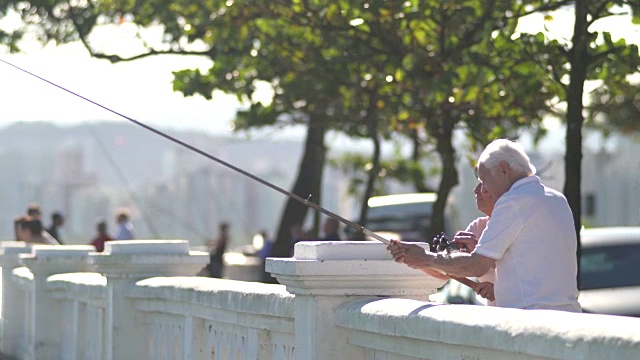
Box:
23, 245, 96, 257
0, 241, 32, 268
0, 241, 32, 255
19, 245, 96, 275
266, 241, 446, 298
92, 240, 209, 277
292, 240, 412, 260
104, 240, 190, 254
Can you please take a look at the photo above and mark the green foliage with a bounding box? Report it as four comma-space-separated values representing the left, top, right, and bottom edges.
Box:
0, 28, 21, 52
3, 0, 637, 141
330, 143, 440, 199
587, 83, 640, 136
519, 2, 640, 116
0, 0, 565, 144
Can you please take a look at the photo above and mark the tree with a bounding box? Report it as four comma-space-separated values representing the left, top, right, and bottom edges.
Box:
519, 2, 640, 285
329, 1, 557, 239
588, 82, 640, 136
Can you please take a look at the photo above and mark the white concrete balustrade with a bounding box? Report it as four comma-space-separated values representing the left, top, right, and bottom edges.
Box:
47, 272, 107, 360
0, 241, 32, 356
128, 277, 294, 360
1, 240, 640, 360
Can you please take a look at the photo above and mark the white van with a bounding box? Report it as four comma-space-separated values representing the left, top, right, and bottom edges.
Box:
359, 192, 450, 242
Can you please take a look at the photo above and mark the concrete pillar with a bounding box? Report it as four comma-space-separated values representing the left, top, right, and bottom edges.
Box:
90, 240, 209, 360
266, 241, 446, 360
0, 241, 32, 356
19, 245, 96, 360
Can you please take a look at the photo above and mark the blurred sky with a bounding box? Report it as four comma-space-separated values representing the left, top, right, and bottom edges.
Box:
0, 7, 638, 141
0, 42, 241, 135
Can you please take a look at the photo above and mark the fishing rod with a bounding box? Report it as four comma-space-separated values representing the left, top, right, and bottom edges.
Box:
1, 58, 478, 289
0, 57, 391, 244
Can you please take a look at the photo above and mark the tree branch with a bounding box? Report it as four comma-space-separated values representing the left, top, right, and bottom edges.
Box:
591, 44, 631, 63
92, 48, 212, 63
518, 0, 574, 17
71, 16, 218, 63
587, 1, 613, 28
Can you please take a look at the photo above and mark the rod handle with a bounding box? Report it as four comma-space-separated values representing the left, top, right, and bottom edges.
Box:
362, 228, 392, 244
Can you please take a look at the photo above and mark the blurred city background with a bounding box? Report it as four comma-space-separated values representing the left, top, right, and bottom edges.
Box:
0, 121, 638, 252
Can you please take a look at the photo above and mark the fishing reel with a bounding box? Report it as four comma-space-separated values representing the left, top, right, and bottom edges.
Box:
431, 232, 459, 254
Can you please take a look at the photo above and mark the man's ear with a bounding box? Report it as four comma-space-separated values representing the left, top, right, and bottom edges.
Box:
498, 161, 510, 178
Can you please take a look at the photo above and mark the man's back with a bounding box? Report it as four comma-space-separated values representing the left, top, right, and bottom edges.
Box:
475, 176, 581, 311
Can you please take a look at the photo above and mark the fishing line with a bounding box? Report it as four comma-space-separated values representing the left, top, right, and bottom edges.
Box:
0, 57, 391, 244
86, 125, 162, 238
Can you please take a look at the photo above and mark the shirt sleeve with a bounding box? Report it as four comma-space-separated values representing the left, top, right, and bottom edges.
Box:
465, 216, 489, 239
473, 197, 523, 260
464, 219, 477, 233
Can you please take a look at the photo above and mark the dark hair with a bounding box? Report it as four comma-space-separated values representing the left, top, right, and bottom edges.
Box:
97, 220, 107, 230
116, 208, 131, 222
27, 203, 41, 217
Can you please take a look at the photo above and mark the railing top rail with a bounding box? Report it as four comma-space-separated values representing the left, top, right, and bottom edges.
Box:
336, 298, 640, 360
0, 241, 31, 255
103, 240, 190, 255
127, 276, 294, 317
47, 272, 107, 298
22, 245, 95, 258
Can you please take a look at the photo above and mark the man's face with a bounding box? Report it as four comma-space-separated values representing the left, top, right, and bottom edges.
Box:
477, 162, 509, 202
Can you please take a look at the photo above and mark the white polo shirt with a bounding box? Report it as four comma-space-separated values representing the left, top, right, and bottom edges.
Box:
474, 176, 581, 312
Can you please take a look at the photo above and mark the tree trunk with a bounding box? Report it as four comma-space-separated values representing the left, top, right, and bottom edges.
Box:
564, 0, 588, 288
356, 116, 381, 239
411, 129, 435, 193
262, 118, 327, 282
429, 117, 458, 242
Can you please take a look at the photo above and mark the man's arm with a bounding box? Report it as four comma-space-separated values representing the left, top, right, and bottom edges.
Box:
387, 241, 495, 278
431, 251, 495, 278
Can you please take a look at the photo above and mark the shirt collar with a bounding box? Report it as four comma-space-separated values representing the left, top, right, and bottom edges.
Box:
509, 175, 540, 192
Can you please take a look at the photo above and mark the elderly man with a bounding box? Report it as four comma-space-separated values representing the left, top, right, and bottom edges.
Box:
388, 139, 581, 312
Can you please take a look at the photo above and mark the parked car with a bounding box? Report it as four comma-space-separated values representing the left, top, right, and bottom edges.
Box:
578, 226, 640, 317
346, 193, 452, 243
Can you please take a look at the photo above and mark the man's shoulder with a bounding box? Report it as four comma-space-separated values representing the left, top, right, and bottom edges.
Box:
543, 184, 567, 199
502, 177, 553, 203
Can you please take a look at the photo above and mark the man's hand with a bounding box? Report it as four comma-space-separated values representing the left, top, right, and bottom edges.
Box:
451, 231, 479, 253
387, 240, 431, 270
472, 281, 495, 302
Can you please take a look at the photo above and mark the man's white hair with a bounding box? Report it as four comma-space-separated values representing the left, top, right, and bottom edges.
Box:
478, 139, 536, 176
